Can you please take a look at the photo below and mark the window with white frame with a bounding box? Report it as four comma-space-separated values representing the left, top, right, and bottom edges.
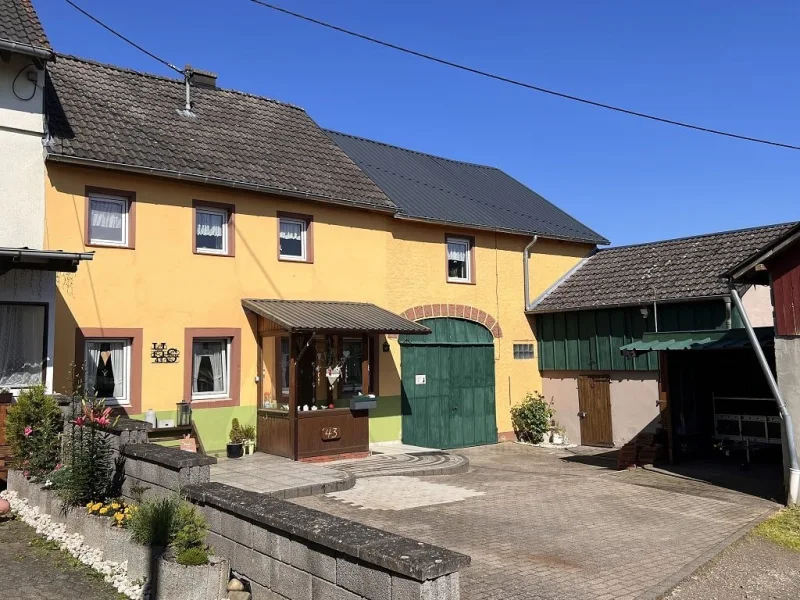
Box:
195, 207, 228, 254
85, 339, 131, 404
279, 337, 290, 397
0, 304, 46, 388
513, 343, 535, 360
447, 237, 471, 282
279, 217, 307, 260
89, 194, 129, 246
192, 338, 230, 399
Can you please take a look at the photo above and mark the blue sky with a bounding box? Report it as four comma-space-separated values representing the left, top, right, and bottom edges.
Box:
37, 0, 800, 246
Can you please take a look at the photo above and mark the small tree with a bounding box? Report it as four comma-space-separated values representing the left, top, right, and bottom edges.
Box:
511, 392, 553, 444
6, 385, 63, 479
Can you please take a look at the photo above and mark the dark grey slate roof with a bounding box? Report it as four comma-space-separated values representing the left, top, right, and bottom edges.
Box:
326, 131, 607, 244
529, 222, 796, 313
44, 56, 395, 211
242, 299, 431, 334
0, 0, 50, 51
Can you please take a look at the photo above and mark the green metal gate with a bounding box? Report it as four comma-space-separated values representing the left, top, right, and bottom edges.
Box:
399, 318, 497, 449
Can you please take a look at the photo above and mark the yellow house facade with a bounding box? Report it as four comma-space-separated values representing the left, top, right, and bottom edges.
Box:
43, 56, 604, 454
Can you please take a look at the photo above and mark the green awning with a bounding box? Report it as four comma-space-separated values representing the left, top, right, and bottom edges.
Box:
619, 327, 774, 354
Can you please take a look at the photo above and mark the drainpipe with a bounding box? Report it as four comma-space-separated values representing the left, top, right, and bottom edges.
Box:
730, 287, 799, 504
523, 236, 538, 310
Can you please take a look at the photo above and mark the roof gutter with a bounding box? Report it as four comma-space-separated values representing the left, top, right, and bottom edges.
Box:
0, 38, 54, 60
393, 213, 607, 245
0, 248, 94, 262
526, 293, 733, 315
45, 154, 398, 215
729, 286, 799, 505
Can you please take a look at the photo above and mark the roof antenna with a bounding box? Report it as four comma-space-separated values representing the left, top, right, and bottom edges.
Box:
178, 65, 195, 118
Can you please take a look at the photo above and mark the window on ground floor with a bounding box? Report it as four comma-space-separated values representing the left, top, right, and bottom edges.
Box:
85, 339, 131, 404
192, 338, 231, 400
513, 343, 535, 360
0, 303, 46, 388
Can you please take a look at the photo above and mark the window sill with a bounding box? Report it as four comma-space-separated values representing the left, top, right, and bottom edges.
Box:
194, 249, 234, 258
86, 241, 134, 250
446, 278, 475, 285
278, 255, 312, 264
190, 396, 239, 408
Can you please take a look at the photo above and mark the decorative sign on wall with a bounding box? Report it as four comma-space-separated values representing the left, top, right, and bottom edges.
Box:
415, 374, 427, 385
321, 427, 341, 441
151, 342, 180, 364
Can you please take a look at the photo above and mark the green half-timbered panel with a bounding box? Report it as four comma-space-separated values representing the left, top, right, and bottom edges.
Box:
536, 300, 729, 372
400, 318, 496, 449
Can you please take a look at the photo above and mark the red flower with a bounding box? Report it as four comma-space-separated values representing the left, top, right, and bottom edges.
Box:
73, 415, 86, 427
23, 426, 33, 437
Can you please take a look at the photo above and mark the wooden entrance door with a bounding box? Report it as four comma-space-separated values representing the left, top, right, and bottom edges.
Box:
577, 375, 613, 446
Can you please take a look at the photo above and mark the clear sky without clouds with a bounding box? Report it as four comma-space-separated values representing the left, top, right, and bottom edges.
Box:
37, 0, 800, 246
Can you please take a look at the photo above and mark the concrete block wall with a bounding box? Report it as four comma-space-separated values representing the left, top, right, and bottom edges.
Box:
120, 443, 216, 501
185, 483, 468, 600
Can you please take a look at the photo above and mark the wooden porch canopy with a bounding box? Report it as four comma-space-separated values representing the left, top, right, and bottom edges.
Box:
242, 299, 428, 460
242, 299, 431, 335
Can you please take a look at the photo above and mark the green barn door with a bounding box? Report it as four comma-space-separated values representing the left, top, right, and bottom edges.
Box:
400, 318, 496, 449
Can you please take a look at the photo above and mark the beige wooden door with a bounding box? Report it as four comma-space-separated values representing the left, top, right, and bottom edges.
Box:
578, 375, 613, 446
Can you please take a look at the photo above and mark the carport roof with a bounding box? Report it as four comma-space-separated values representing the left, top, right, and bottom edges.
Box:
619, 326, 774, 354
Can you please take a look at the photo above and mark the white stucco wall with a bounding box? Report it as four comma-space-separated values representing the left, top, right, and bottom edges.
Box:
0, 53, 46, 248
542, 371, 660, 447
741, 284, 774, 328
0, 269, 57, 393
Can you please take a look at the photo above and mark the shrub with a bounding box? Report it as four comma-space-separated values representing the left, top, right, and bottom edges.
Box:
128, 495, 209, 564
511, 392, 553, 444
229, 418, 246, 444
57, 397, 119, 507
176, 546, 210, 566
6, 386, 63, 479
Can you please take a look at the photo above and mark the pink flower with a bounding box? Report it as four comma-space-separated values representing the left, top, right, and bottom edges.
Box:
73, 415, 86, 427
23, 426, 33, 437
55, 463, 63, 471
95, 416, 110, 427
23, 471, 29, 479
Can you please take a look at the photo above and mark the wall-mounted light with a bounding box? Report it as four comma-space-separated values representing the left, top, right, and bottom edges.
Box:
382, 341, 390, 352
639, 307, 649, 319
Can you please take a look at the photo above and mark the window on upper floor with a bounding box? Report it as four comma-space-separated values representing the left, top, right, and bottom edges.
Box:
88, 193, 131, 247
446, 236, 473, 283
278, 213, 313, 262
195, 206, 229, 254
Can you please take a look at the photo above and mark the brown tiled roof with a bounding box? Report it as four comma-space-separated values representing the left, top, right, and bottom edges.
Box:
45, 55, 395, 211
0, 0, 50, 51
528, 222, 796, 313
242, 299, 431, 334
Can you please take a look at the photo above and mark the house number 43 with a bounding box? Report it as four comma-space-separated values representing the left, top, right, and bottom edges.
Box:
321, 427, 341, 441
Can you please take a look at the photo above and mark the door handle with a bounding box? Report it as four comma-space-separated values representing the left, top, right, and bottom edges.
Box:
578, 411, 587, 419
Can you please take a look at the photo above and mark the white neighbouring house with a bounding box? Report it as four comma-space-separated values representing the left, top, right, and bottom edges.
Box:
0, 0, 91, 394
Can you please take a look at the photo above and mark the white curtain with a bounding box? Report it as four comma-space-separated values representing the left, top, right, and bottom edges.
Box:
279, 220, 303, 240
196, 211, 224, 238
447, 241, 467, 262
210, 345, 225, 391
90, 199, 124, 229
0, 305, 45, 387
110, 343, 125, 398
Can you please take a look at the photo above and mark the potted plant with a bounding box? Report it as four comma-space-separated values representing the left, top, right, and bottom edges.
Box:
227, 419, 245, 459
550, 424, 567, 445
240, 424, 256, 455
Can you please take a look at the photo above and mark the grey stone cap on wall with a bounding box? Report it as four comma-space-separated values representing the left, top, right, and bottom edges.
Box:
184, 482, 470, 581
109, 417, 153, 434
122, 442, 216, 468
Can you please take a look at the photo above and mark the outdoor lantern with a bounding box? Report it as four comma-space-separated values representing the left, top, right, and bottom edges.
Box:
383, 340, 390, 352
639, 306, 649, 319
176, 401, 192, 427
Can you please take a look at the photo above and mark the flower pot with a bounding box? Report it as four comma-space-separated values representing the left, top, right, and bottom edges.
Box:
226, 442, 243, 459
551, 432, 564, 445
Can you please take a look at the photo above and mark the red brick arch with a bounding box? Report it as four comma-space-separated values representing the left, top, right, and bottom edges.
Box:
392, 304, 503, 339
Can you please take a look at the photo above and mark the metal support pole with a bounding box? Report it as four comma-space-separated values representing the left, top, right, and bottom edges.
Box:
730, 287, 799, 504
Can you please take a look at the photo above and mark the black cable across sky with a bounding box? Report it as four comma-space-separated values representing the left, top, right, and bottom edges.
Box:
63, 0, 183, 75
247, 0, 800, 152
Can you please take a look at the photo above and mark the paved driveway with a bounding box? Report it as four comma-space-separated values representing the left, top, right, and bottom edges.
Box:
295, 444, 777, 600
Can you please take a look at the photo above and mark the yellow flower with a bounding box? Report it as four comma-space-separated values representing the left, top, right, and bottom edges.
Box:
99, 507, 109, 515
86, 502, 93, 509
111, 502, 120, 510
92, 502, 102, 511
114, 512, 124, 521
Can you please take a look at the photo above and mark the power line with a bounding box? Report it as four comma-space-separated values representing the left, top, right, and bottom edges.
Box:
63, 0, 183, 75
247, 0, 800, 152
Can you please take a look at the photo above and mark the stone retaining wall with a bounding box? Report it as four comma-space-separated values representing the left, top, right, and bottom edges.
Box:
120, 443, 216, 501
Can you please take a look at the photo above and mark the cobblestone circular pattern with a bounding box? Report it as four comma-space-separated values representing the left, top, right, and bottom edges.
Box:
333, 451, 469, 479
